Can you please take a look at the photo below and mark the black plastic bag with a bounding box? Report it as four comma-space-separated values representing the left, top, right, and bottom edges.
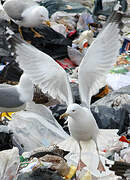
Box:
91, 85, 130, 134
17, 167, 64, 180
0, 60, 23, 83
0, 126, 13, 151
0, 19, 72, 60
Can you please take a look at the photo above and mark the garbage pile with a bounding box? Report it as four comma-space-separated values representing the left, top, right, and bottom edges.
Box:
0, 0, 130, 180
105, 128, 130, 179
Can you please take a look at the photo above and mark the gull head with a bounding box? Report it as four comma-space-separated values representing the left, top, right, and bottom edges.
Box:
36, 6, 49, 25
60, 103, 82, 119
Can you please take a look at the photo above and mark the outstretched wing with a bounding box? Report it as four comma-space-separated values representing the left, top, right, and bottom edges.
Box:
78, 11, 122, 108
6, 30, 73, 105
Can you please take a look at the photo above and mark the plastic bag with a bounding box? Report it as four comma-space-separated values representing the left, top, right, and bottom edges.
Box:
8, 102, 69, 152
91, 85, 130, 134
51, 11, 77, 31
67, 46, 83, 65
120, 147, 130, 163
0, 147, 20, 180
0, 125, 13, 151
50, 22, 67, 37
77, 12, 94, 31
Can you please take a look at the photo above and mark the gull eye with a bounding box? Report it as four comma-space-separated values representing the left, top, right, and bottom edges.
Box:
72, 110, 76, 112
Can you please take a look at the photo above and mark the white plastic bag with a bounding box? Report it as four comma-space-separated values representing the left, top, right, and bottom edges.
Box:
51, 11, 77, 30
0, 147, 20, 180
51, 22, 67, 37
8, 102, 69, 151
67, 46, 83, 65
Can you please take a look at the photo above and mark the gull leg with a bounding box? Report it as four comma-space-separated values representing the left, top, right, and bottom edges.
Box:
18, 26, 24, 39
95, 141, 105, 173
18, 27, 32, 43
30, 28, 43, 38
76, 142, 86, 180
77, 142, 82, 171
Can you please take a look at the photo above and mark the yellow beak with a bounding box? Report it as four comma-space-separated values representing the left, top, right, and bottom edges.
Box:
59, 113, 69, 119
45, 20, 51, 27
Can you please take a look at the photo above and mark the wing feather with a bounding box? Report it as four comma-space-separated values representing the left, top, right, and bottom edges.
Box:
9, 35, 73, 105
78, 22, 121, 108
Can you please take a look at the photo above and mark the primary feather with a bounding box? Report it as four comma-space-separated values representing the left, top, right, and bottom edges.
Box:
78, 18, 121, 108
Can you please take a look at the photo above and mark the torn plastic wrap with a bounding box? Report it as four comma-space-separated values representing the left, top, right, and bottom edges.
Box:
8, 102, 69, 152
50, 11, 78, 31
0, 147, 20, 180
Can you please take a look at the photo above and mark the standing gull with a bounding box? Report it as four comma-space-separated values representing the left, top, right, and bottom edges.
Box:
2, 0, 49, 38
5, 8, 122, 174
0, 74, 33, 120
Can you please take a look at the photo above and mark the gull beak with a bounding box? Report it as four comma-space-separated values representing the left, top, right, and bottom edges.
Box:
59, 113, 69, 119
45, 20, 51, 27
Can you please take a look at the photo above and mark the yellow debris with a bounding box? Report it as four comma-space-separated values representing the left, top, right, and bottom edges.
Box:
65, 165, 77, 179
1, 112, 15, 120
80, 170, 92, 180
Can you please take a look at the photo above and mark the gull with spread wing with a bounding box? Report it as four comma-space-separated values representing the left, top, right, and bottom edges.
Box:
5, 9, 122, 174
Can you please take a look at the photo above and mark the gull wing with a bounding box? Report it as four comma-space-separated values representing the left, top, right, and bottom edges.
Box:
6, 30, 73, 105
78, 11, 122, 108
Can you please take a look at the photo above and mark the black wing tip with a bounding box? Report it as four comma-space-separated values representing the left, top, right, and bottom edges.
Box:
4, 26, 26, 60
5, 27, 24, 44
106, 0, 128, 25
105, 3, 125, 30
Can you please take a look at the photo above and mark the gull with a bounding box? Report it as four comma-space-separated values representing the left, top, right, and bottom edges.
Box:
5, 9, 122, 174
0, 74, 33, 120
2, 0, 50, 38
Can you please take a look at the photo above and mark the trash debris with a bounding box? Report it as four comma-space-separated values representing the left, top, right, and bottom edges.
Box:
67, 46, 83, 66
8, 102, 69, 151
73, 29, 94, 53
40, 0, 87, 16
77, 12, 94, 31
17, 145, 69, 180
91, 85, 130, 134
0, 125, 13, 151
0, 147, 20, 180
50, 11, 78, 31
